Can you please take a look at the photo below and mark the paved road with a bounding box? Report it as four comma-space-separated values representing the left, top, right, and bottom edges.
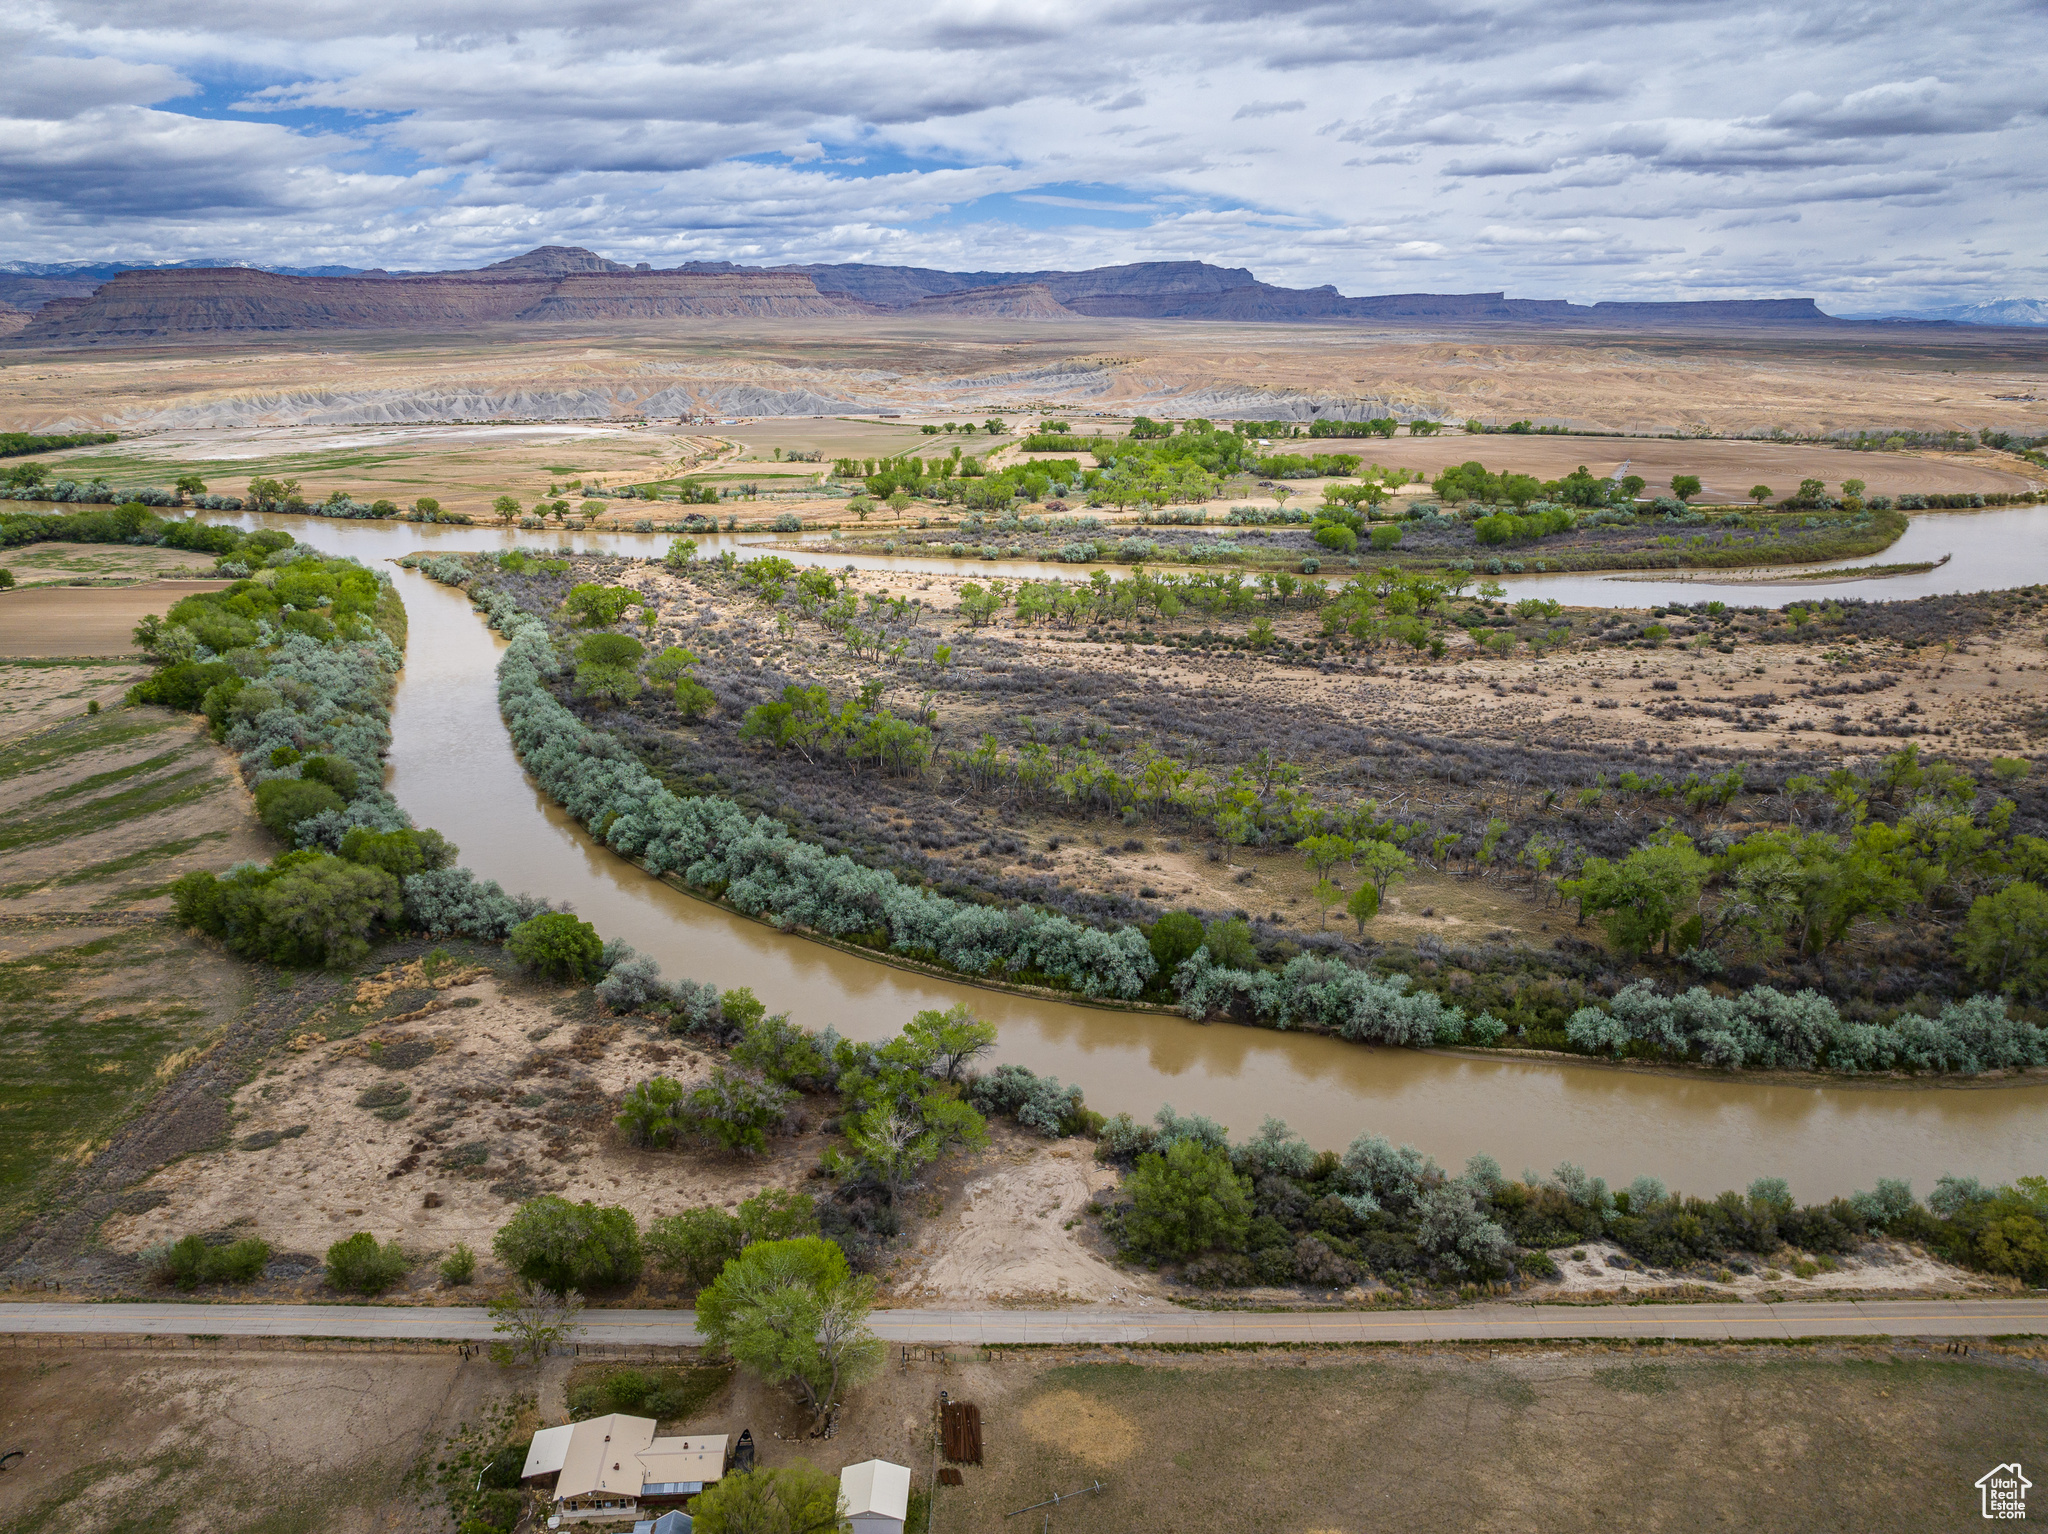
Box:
1, 1298, 2042, 1346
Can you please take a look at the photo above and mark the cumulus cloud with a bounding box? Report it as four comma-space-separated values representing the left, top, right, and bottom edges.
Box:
0, 0, 2040, 308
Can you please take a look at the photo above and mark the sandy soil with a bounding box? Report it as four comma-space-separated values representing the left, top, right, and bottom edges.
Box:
0, 1347, 514, 1534
100, 965, 825, 1277
891, 1140, 1158, 1305
1535, 1236, 1991, 1299
0, 581, 232, 658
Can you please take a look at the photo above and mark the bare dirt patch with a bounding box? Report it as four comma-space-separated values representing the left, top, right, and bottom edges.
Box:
0, 659, 151, 741
1535, 1235, 1990, 1300
0, 1346, 515, 1534
0, 581, 232, 658
893, 1140, 1152, 1305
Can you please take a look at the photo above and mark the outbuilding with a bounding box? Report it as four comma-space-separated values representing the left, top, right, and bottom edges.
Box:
838, 1460, 912, 1534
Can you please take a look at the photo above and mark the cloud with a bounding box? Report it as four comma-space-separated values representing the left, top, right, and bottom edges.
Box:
1444, 152, 1559, 177
1233, 99, 1306, 120
0, 0, 2037, 310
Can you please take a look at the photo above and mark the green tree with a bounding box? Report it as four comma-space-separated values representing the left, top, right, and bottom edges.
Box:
1670, 475, 1702, 502
739, 1186, 820, 1245
563, 583, 638, 626
1619, 475, 1646, 501
1146, 911, 1206, 979
1122, 1140, 1252, 1259
173, 472, 207, 498
414, 496, 442, 518
1201, 916, 1257, 970
1749, 484, 1773, 505
903, 1002, 997, 1082
1353, 840, 1414, 904
326, 1231, 410, 1295
1562, 835, 1710, 955
647, 1206, 743, 1288
688, 1460, 848, 1534
492, 1196, 643, 1292
1311, 877, 1342, 926
696, 1238, 885, 1433
1958, 882, 2048, 996
259, 858, 401, 968
339, 825, 457, 878
254, 777, 344, 841
506, 912, 603, 979
1345, 882, 1381, 934
493, 495, 520, 524
647, 645, 700, 683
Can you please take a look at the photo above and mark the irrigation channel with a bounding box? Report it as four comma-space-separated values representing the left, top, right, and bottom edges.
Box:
222, 509, 2048, 1198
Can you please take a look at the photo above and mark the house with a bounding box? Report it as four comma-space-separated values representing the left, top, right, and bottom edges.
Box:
838, 1460, 912, 1534
521, 1415, 727, 1524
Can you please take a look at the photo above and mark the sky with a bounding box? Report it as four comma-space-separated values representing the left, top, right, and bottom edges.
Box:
3, 0, 2044, 307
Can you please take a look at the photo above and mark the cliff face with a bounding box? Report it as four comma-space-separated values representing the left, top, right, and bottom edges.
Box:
15, 263, 859, 343
904, 283, 1076, 319
6, 241, 1847, 347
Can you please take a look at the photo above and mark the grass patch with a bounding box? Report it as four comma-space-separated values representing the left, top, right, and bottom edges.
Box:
0, 711, 174, 780
28, 747, 194, 806
0, 928, 231, 1236
937, 1352, 2046, 1533
0, 765, 221, 854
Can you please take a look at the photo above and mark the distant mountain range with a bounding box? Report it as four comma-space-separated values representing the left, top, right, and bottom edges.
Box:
3, 244, 2041, 344
1840, 297, 2048, 327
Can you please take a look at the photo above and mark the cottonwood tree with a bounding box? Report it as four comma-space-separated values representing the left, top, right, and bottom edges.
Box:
687, 1460, 847, 1534
903, 1002, 996, 1082
488, 1280, 585, 1366
696, 1238, 884, 1433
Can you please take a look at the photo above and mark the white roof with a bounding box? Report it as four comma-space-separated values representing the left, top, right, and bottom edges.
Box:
523, 1424, 575, 1479
839, 1460, 911, 1521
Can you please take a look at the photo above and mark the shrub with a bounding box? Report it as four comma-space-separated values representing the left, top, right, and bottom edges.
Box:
1123, 1140, 1252, 1259
254, 778, 345, 842
492, 1196, 643, 1292
326, 1232, 411, 1295
439, 1242, 477, 1285
174, 853, 402, 968
647, 1207, 744, 1288
969, 1063, 1085, 1136
145, 1234, 272, 1290
506, 912, 604, 979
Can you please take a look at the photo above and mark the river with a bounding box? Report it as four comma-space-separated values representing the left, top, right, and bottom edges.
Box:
229, 509, 2048, 1197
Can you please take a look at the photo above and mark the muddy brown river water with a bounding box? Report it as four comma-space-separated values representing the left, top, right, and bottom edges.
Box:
214, 511, 2048, 1197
